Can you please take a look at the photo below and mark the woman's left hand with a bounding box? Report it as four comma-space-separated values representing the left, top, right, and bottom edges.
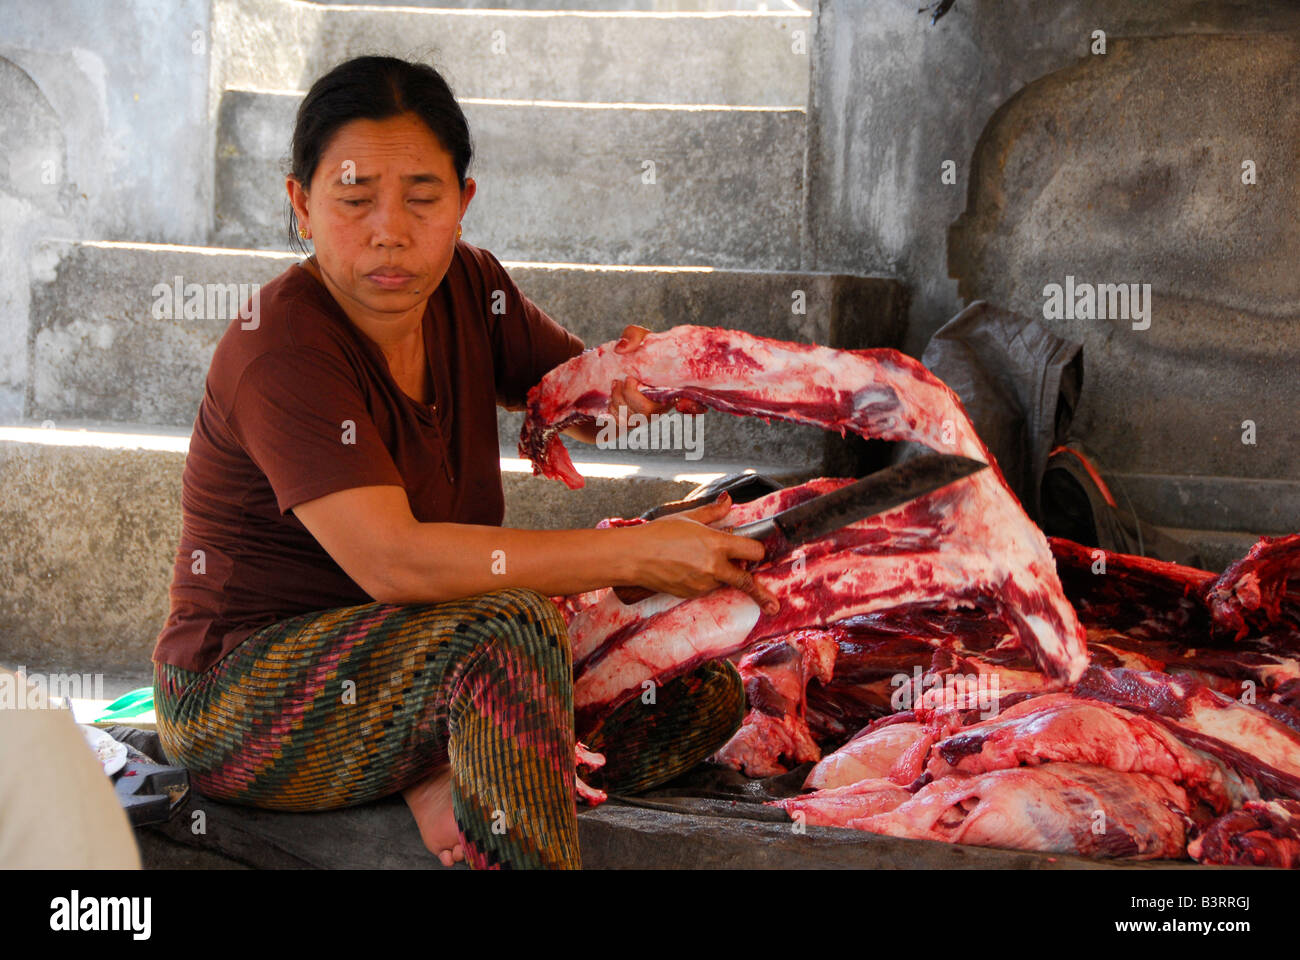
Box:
565, 325, 706, 443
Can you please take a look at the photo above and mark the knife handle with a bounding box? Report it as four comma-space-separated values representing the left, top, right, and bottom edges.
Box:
612, 519, 777, 604
728, 517, 778, 542
612, 584, 656, 604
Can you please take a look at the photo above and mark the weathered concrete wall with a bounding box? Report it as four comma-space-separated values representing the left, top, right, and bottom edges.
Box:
948, 33, 1299, 482
0, 0, 215, 243
213, 89, 808, 264
0, 57, 75, 421
0, 0, 214, 416
212, 0, 812, 105
805, 0, 1300, 358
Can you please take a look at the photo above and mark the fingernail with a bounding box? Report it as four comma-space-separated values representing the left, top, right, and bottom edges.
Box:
718, 491, 731, 504
615, 338, 629, 350
764, 601, 779, 615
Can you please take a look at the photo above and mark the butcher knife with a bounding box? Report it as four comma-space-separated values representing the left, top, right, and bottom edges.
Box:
613, 452, 989, 604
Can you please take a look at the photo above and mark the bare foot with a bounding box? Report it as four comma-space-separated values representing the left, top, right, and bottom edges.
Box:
403, 764, 465, 867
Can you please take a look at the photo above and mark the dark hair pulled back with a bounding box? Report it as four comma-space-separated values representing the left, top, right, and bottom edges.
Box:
287, 55, 474, 253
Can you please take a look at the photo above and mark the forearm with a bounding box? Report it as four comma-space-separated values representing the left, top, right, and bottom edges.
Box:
379, 522, 638, 603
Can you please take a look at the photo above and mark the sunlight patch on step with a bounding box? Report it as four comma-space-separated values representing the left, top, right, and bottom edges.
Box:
76, 239, 299, 258
499, 260, 715, 272
458, 97, 802, 112
0, 427, 732, 484
0, 426, 190, 452
305, 3, 810, 20
65, 238, 722, 272
221, 86, 803, 112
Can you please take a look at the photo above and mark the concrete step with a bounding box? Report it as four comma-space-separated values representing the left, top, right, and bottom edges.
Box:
215, 0, 813, 106
212, 89, 807, 265
1101, 471, 1300, 539
27, 239, 907, 466
1148, 527, 1266, 576
288, 1, 808, 10
0, 421, 817, 673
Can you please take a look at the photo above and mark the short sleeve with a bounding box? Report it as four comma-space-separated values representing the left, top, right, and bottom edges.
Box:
476, 247, 585, 407
227, 347, 405, 515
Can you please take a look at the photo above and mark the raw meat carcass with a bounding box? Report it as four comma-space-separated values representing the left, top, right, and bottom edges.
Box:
844, 764, 1190, 860
1189, 799, 1300, 868
560, 479, 853, 671
521, 326, 1089, 727
1055, 536, 1300, 705
802, 603, 1017, 738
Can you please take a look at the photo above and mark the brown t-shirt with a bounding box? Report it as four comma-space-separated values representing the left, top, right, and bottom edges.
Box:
152, 240, 585, 673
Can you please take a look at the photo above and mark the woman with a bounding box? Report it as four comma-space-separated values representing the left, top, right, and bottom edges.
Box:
152, 55, 779, 870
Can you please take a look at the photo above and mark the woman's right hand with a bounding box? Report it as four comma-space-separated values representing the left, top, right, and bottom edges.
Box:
620, 493, 780, 614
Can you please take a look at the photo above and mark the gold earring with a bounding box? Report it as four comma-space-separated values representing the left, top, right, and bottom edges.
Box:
298, 227, 309, 239
457, 224, 462, 239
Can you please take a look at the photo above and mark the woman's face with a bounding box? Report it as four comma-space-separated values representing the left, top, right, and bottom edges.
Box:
288, 112, 475, 318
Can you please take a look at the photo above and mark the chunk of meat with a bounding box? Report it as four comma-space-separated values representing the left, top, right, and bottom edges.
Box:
1205, 534, 1300, 642
847, 764, 1190, 860
563, 479, 854, 672
927, 692, 1244, 814
521, 326, 1088, 724
1189, 799, 1300, 868
802, 718, 931, 790
768, 777, 913, 827
1073, 667, 1300, 799
712, 629, 838, 777
575, 741, 607, 807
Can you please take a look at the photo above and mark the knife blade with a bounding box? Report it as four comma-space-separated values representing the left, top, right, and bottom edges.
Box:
728, 452, 989, 549
613, 452, 989, 604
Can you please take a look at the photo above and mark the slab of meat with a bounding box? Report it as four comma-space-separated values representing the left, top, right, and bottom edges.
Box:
798, 696, 1028, 796
1189, 799, 1300, 868
1049, 536, 1215, 643
712, 628, 838, 777
926, 692, 1247, 815
844, 764, 1190, 860
1087, 628, 1300, 705
1073, 667, 1300, 800
802, 715, 932, 790
1053, 534, 1300, 650
521, 326, 1089, 724
768, 777, 913, 827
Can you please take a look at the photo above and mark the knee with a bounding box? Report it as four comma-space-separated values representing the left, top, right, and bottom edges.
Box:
478, 587, 572, 668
